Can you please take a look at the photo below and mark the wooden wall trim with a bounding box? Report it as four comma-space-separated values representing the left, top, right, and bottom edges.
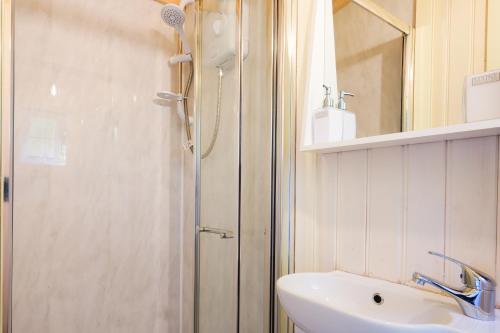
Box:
333, 0, 351, 13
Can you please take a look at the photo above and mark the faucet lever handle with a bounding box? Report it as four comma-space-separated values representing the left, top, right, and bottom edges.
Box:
428, 251, 496, 290
339, 90, 355, 98
428, 251, 467, 267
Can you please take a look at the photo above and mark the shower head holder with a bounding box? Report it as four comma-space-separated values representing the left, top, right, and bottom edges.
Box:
169, 53, 193, 65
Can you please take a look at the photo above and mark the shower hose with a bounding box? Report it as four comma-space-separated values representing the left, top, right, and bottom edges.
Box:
201, 67, 223, 159
183, 62, 223, 159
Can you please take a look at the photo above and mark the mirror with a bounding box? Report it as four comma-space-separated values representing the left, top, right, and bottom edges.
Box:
300, 0, 500, 147
334, 0, 413, 138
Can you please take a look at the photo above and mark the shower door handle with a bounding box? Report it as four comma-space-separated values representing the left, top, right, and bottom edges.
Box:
198, 226, 234, 239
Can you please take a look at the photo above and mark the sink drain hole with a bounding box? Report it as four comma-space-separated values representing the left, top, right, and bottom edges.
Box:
373, 293, 384, 305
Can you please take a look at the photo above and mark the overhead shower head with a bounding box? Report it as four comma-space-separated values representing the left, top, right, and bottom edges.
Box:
161, 4, 191, 54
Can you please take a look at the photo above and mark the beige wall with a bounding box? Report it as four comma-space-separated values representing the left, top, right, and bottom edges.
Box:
413, 0, 491, 129
12, 0, 190, 332
488, 0, 500, 71
334, 0, 414, 138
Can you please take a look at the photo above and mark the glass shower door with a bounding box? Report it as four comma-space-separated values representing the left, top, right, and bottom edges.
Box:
196, 0, 275, 332
11, 1, 190, 332
196, 0, 240, 332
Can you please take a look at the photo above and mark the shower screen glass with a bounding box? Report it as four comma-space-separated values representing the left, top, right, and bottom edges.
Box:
195, 0, 275, 332
11, 0, 191, 331
6, 0, 275, 332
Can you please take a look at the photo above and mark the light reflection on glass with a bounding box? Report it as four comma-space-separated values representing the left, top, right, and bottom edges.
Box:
50, 84, 57, 97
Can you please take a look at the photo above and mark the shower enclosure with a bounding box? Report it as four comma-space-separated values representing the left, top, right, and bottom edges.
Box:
0, 0, 282, 332
195, 0, 276, 332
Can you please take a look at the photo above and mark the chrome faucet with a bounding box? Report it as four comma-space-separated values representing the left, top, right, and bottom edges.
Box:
413, 251, 496, 321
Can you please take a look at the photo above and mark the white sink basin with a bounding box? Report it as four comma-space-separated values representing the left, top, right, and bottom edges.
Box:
277, 271, 500, 333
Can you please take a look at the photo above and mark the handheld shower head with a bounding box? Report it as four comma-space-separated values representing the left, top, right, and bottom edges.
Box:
161, 4, 185, 27
161, 4, 191, 54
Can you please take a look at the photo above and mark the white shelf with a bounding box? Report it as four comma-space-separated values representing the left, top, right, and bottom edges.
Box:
301, 119, 500, 154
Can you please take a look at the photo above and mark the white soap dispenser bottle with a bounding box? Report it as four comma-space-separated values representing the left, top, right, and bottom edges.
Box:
313, 86, 357, 144
312, 85, 338, 144
337, 90, 356, 141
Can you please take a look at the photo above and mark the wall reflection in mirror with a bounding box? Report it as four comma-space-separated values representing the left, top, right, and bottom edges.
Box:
303, 0, 500, 147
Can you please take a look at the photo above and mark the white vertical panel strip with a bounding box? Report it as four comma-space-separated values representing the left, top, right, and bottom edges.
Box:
367, 146, 405, 282
336, 150, 368, 275
445, 136, 498, 286
413, 0, 433, 130
487, 0, 500, 70
430, 0, 450, 128
315, 153, 339, 272
405, 142, 446, 286
472, 0, 487, 73
497, 135, 500, 306
295, 152, 318, 273
402, 145, 409, 282
295, 0, 320, 273
447, 0, 481, 125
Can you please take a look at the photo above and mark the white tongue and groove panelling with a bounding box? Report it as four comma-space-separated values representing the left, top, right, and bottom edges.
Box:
308, 135, 500, 305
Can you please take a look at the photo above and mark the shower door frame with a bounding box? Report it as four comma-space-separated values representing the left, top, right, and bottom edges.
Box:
1, 0, 13, 331
193, 0, 284, 333
272, 0, 297, 332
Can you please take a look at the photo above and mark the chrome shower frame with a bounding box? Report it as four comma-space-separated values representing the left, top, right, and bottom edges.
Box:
1, 0, 13, 331
273, 0, 297, 332
193, 0, 247, 331
193, 0, 286, 332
